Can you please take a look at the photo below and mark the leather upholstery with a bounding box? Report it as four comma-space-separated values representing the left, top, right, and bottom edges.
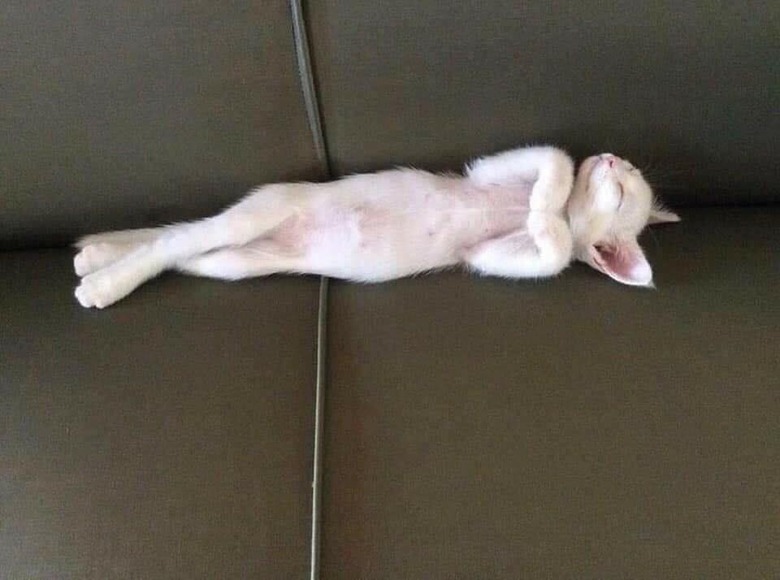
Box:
1, 1, 777, 578
308, 1, 779, 205
322, 208, 779, 579
0, 251, 320, 578
1, 1, 325, 249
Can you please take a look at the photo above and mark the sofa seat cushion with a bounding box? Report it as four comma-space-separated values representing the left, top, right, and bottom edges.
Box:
321, 207, 779, 579
1, 251, 320, 578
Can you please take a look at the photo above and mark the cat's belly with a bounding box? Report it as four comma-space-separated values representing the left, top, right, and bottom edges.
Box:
294, 203, 530, 281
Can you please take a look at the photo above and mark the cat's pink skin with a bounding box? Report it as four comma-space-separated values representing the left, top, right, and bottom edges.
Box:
73, 146, 678, 308
281, 170, 533, 281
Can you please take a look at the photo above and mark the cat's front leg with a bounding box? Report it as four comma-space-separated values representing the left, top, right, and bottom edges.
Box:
464, 212, 572, 279
527, 150, 574, 213
467, 146, 574, 212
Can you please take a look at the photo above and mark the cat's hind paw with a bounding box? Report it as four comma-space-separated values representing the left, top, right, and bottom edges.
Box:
75, 271, 130, 309
74, 243, 130, 277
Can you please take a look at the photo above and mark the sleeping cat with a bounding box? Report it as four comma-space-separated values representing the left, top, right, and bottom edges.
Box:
73, 145, 679, 308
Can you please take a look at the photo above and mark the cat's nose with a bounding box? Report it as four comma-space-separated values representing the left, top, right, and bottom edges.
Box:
602, 154, 616, 167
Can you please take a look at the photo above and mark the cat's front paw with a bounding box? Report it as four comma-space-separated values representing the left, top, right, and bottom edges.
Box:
528, 152, 574, 213
527, 211, 573, 263
527, 211, 552, 243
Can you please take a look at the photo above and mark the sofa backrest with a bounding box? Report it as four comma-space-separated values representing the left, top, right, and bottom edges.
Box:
2, 1, 777, 248
307, 1, 778, 206
1, 1, 325, 248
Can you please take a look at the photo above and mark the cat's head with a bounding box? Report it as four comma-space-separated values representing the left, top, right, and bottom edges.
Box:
566, 153, 679, 286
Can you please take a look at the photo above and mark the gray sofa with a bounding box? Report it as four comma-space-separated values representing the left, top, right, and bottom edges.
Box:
2, 1, 777, 578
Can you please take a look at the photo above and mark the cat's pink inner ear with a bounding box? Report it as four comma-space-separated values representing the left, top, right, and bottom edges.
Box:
586, 239, 653, 287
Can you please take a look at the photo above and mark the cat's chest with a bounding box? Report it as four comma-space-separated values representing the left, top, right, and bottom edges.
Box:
416, 184, 533, 235
469, 181, 534, 209
463, 183, 534, 228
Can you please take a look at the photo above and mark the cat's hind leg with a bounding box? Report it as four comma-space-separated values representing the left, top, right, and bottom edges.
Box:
76, 227, 163, 248
177, 243, 305, 281
75, 228, 166, 276
75, 184, 306, 308
75, 242, 141, 277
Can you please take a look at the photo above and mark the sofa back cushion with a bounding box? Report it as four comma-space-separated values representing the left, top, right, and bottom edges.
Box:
1, 1, 324, 248
308, 1, 778, 206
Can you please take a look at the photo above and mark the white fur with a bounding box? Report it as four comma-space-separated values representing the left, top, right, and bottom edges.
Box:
567, 153, 678, 286
73, 146, 678, 308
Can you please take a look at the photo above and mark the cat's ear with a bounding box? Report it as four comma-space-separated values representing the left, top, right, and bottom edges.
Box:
648, 206, 680, 225
584, 239, 654, 287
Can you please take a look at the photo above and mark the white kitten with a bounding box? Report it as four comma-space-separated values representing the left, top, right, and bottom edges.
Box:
73, 145, 679, 308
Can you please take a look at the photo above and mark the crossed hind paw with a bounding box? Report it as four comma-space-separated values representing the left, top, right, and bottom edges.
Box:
75, 271, 118, 308
74, 243, 133, 277
75, 266, 140, 308
74, 244, 144, 308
